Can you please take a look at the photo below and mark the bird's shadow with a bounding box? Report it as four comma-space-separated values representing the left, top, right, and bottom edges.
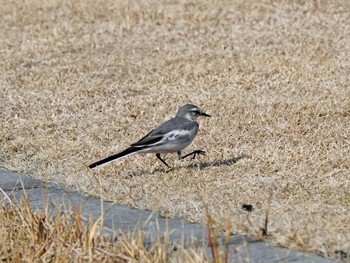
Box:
184, 154, 248, 170
124, 155, 248, 179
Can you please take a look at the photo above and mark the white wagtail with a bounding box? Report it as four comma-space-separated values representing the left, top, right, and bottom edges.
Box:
89, 104, 210, 169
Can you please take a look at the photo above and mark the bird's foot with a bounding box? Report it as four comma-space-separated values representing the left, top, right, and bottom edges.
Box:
191, 150, 206, 159
165, 166, 174, 173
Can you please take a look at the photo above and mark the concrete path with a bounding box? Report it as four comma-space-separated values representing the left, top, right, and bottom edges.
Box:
0, 168, 338, 262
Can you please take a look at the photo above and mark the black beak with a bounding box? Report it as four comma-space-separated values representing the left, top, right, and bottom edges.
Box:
200, 112, 211, 117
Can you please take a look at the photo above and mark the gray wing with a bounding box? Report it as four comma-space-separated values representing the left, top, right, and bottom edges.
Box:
130, 117, 197, 147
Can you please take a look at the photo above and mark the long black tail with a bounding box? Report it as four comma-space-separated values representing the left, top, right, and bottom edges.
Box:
89, 147, 141, 169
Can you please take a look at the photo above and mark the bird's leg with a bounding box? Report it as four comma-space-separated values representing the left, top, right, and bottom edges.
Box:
177, 151, 182, 160
156, 153, 170, 167
180, 150, 206, 160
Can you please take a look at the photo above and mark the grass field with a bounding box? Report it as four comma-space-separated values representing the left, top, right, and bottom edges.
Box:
1, 0, 349, 261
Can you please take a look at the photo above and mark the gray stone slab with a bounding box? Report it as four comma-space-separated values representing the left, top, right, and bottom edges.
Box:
0, 168, 41, 191
0, 168, 212, 244
228, 241, 333, 263
0, 168, 338, 263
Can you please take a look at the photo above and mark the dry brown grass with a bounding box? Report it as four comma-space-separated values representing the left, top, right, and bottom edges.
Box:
1, 0, 349, 261
0, 191, 215, 262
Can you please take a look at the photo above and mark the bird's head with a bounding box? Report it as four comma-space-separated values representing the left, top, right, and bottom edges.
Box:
176, 104, 211, 121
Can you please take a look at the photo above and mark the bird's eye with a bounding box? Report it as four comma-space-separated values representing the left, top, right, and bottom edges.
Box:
190, 109, 200, 115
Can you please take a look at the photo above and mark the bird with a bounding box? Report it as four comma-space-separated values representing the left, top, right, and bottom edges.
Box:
89, 104, 211, 169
